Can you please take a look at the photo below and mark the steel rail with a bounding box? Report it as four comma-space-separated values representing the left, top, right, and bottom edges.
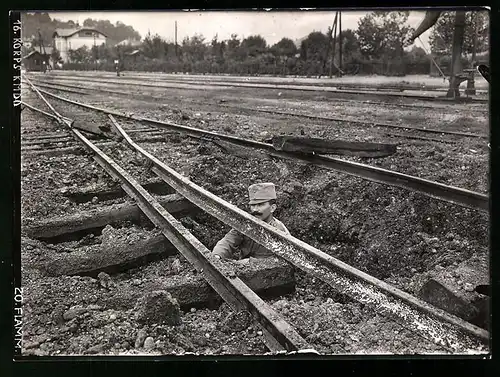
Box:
35, 86, 489, 212
29, 82, 91, 95
108, 114, 489, 353
26, 75, 490, 352
22, 135, 73, 144
45, 70, 490, 93
115, 78, 490, 102
23, 76, 311, 354
35, 73, 489, 103
21, 101, 62, 122
76, 127, 311, 353
217, 104, 487, 139
384, 133, 455, 144
30, 78, 488, 139
32, 77, 488, 114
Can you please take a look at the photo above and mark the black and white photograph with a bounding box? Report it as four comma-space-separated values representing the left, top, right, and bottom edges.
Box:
16, 8, 490, 357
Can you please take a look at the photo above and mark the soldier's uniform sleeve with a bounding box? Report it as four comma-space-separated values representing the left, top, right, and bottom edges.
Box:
213, 229, 244, 260
280, 223, 291, 235
273, 218, 291, 235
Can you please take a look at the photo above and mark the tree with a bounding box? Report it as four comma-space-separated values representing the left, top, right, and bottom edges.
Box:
96, 43, 111, 62
240, 35, 267, 57
68, 46, 91, 63
300, 31, 329, 61
210, 34, 226, 66
271, 37, 297, 58
299, 31, 329, 75
271, 37, 297, 75
83, 18, 94, 27
50, 47, 61, 63
339, 29, 361, 59
225, 34, 243, 61
142, 32, 166, 59
182, 33, 208, 62
36, 12, 52, 24
409, 45, 427, 59
90, 45, 99, 62
356, 11, 414, 60
163, 42, 178, 60
429, 11, 489, 55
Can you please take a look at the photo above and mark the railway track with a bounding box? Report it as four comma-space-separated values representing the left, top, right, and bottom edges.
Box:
33, 75, 489, 113
20, 102, 170, 157
29, 78, 488, 145
25, 81, 489, 212
36, 71, 489, 103
30, 72, 489, 106
115, 71, 490, 93
22, 75, 489, 353
21, 91, 309, 353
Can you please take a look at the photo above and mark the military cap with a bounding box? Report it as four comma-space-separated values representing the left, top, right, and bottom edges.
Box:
248, 182, 277, 205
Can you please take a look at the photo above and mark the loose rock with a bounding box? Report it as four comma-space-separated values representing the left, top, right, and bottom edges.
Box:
135, 329, 147, 349
63, 305, 87, 321
86, 344, 104, 354
171, 259, 182, 274
52, 304, 65, 325
134, 290, 181, 326
221, 310, 252, 333
144, 337, 155, 351
97, 272, 114, 290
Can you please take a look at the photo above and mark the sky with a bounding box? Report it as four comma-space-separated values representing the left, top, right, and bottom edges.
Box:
47, 10, 434, 50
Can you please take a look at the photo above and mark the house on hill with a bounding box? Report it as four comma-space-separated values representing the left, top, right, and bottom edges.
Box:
52, 27, 107, 63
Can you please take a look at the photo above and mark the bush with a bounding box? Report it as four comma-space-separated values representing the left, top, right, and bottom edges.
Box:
59, 51, 445, 77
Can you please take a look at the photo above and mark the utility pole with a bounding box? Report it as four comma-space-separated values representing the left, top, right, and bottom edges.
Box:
338, 11, 342, 76
175, 21, 178, 57
93, 33, 97, 71
323, 11, 338, 78
446, 11, 466, 98
329, 14, 338, 78
38, 29, 47, 72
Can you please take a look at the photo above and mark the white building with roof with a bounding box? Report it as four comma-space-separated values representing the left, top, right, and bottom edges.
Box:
52, 27, 107, 62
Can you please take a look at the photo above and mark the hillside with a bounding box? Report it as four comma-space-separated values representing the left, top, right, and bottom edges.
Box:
21, 12, 141, 47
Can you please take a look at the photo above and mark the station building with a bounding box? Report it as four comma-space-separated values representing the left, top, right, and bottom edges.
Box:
52, 26, 107, 63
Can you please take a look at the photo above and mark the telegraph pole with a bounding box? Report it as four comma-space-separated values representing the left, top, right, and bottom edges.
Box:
175, 21, 178, 57
329, 14, 338, 78
338, 11, 342, 76
93, 33, 97, 71
324, 11, 338, 78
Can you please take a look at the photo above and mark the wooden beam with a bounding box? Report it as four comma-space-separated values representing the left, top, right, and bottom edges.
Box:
24, 194, 197, 240
271, 136, 397, 158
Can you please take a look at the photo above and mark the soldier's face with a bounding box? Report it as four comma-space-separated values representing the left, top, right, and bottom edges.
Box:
250, 201, 276, 221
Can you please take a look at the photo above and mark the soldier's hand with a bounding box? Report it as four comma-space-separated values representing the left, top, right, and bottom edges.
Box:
235, 258, 250, 265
